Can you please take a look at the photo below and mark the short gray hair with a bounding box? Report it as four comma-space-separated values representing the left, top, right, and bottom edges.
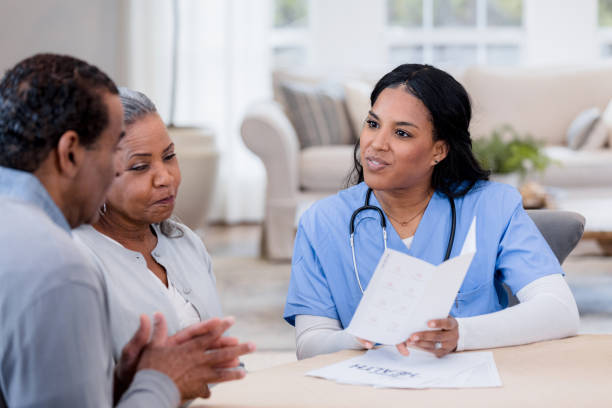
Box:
118, 87, 158, 126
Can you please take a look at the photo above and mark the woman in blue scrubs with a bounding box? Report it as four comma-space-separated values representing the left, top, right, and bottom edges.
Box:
284, 64, 579, 359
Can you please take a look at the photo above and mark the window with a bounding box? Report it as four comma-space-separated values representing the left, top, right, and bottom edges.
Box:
270, 0, 310, 69
272, 46, 308, 69
388, 0, 423, 27
486, 44, 520, 65
274, 0, 308, 27
434, 0, 477, 27
599, 0, 612, 58
389, 45, 424, 65
487, 0, 522, 27
387, 0, 523, 67
433, 44, 478, 65
599, 0, 612, 26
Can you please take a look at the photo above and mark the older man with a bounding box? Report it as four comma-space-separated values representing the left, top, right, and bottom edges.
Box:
0, 54, 253, 407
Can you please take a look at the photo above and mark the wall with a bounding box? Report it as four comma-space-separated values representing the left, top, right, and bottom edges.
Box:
0, 0, 123, 82
524, 0, 599, 66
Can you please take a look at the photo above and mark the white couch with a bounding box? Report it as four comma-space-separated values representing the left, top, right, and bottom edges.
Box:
463, 66, 612, 187
242, 65, 612, 260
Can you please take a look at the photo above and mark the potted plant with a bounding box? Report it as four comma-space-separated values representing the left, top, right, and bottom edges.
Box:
472, 124, 551, 187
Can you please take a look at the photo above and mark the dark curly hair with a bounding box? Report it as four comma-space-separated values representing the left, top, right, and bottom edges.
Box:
0, 53, 119, 172
348, 64, 489, 198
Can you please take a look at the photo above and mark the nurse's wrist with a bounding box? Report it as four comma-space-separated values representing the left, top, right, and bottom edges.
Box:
455, 317, 467, 351
345, 331, 370, 350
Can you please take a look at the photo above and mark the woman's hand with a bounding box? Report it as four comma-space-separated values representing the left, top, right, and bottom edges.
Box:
356, 337, 374, 350
396, 317, 459, 358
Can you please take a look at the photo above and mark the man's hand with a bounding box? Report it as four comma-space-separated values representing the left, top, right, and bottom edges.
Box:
136, 313, 255, 400
396, 317, 459, 358
113, 314, 152, 404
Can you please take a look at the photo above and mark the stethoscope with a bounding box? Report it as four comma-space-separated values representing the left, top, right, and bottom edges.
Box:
349, 187, 457, 293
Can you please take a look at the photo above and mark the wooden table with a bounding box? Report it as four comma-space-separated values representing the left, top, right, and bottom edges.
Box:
192, 335, 612, 408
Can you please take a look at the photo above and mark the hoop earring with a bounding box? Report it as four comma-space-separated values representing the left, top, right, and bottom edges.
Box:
100, 203, 107, 215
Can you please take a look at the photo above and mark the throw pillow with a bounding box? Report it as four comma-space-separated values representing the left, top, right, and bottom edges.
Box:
566, 107, 600, 150
279, 81, 355, 149
598, 97, 612, 149
344, 80, 372, 135
580, 118, 608, 150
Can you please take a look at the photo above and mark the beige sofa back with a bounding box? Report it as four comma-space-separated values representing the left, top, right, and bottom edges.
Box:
461, 65, 612, 145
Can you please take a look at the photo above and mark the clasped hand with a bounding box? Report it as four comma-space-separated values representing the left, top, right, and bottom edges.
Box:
358, 316, 458, 358
114, 313, 255, 403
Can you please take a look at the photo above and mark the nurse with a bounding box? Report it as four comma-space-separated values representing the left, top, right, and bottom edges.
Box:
284, 64, 579, 360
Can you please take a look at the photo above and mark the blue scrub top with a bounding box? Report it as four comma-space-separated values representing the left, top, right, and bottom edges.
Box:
284, 181, 562, 328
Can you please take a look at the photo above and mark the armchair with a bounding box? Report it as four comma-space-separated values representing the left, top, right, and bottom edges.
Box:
503, 209, 585, 305
241, 100, 354, 260
241, 101, 301, 260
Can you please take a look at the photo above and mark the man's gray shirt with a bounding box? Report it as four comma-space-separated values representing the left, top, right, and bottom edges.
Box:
0, 167, 180, 408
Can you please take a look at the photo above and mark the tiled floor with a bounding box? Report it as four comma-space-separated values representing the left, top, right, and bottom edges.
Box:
199, 223, 612, 370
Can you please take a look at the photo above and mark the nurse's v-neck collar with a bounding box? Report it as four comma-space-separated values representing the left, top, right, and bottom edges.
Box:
367, 190, 448, 261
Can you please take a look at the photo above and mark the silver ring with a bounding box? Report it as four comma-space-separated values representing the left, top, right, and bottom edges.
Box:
434, 341, 442, 350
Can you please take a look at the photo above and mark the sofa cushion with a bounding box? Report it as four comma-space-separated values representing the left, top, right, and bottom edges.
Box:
536, 146, 612, 187
599, 97, 612, 149
279, 81, 355, 148
580, 118, 609, 150
566, 107, 600, 150
299, 145, 356, 191
344, 80, 372, 136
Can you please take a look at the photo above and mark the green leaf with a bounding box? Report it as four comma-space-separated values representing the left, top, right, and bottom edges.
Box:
472, 124, 551, 176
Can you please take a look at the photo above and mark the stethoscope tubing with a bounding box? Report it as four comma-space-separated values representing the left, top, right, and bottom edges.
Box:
349, 187, 456, 294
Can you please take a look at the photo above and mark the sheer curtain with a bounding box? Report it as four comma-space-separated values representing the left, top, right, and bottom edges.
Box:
124, 0, 271, 223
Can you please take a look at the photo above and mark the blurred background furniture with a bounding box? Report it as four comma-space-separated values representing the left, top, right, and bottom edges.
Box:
171, 127, 219, 231
553, 188, 612, 255
463, 66, 612, 187
504, 209, 585, 306
242, 65, 612, 260
527, 210, 585, 264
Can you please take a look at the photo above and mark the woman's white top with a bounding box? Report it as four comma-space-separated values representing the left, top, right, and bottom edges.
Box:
73, 222, 222, 360
151, 271, 202, 330
402, 236, 414, 248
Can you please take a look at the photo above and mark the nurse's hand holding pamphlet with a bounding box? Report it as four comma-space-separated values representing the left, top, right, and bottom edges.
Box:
356, 317, 459, 358
283, 64, 580, 361
350, 218, 477, 358
403, 317, 459, 357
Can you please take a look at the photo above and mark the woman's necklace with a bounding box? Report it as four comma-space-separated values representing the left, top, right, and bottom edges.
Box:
385, 206, 427, 227
382, 191, 433, 227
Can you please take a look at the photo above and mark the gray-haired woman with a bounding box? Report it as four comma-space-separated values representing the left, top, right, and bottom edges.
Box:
74, 88, 223, 361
